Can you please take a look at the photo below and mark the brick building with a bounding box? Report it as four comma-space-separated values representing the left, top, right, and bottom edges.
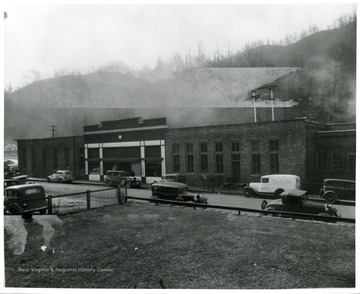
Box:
83, 117, 167, 183
165, 119, 355, 189
15, 117, 355, 189
16, 136, 85, 179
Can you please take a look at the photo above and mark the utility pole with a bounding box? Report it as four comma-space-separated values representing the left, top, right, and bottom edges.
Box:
50, 125, 57, 138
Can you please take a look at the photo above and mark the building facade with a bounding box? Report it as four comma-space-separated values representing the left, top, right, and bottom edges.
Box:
165, 119, 355, 189
15, 117, 355, 189
16, 136, 85, 179
83, 117, 167, 183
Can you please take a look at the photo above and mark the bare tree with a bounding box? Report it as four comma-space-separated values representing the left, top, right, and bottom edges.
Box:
242, 41, 265, 67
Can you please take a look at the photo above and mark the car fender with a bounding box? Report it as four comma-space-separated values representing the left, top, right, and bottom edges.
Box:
7, 203, 24, 214
323, 190, 337, 197
323, 190, 338, 203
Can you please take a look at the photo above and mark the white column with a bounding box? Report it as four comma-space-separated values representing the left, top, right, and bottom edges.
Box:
99, 145, 103, 175
140, 144, 146, 178
85, 147, 88, 175
161, 144, 166, 176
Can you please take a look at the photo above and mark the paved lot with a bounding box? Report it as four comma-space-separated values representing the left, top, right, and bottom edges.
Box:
40, 181, 355, 220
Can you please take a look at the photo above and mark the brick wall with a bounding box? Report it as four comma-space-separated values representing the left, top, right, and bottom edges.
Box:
165, 119, 312, 188
17, 136, 85, 179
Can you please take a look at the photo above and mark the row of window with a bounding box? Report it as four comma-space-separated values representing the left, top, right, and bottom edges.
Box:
317, 151, 355, 172
172, 139, 280, 175
22, 148, 85, 170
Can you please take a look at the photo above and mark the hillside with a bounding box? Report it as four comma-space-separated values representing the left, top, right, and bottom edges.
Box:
4, 22, 356, 141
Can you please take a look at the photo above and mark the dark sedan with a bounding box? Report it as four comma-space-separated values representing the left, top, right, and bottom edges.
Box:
261, 189, 339, 217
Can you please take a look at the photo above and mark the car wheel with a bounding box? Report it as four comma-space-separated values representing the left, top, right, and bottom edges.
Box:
244, 189, 252, 198
59, 178, 64, 183
264, 208, 276, 217
9, 207, 19, 215
274, 189, 284, 198
325, 193, 337, 204
126, 181, 132, 188
261, 200, 268, 210
39, 209, 47, 215
105, 179, 112, 187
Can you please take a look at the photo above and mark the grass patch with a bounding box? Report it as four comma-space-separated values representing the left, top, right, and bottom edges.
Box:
4, 202, 355, 289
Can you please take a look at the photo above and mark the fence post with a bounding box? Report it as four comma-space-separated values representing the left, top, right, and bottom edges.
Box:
86, 190, 91, 210
117, 185, 123, 205
47, 195, 53, 215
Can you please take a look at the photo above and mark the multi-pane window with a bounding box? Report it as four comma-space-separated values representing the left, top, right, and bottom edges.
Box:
64, 148, 70, 169
269, 139, 279, 174
332, 151, 343, 171
214, 141, 223, 173
31, 149, 36, 169
251, 140, 261, 174
199, 142, 208, 173
53, 148, 58, 169
172, 143, 180, 172
186, 143, 194, 173
42, 149, 47, 169
348, 152, 356, 172
317, 151, 328, 171
231, 141, 241, 182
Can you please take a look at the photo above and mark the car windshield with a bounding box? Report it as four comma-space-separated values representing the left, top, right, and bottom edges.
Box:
24, 188, 42, 195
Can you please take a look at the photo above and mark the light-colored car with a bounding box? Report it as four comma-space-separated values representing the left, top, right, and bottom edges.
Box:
47, 170, 74, 183
243, 174, 301, 198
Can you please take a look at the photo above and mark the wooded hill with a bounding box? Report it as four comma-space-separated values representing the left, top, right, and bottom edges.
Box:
4, 21, 356, 142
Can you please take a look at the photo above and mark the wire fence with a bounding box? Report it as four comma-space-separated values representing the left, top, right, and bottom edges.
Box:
47, 186, 126, 215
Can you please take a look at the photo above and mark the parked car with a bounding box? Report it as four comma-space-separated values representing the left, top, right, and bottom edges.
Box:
4, 174, 32, 188
243, 174, 301, 198
4, 184, 48, 215
261, 189, 340, 218
47, 170, 74, 183
159, 174, 186, 183
4, 167, 22, 179
320, 179, 355, 204
104, 170, 141, 188
151, 182, 208, 204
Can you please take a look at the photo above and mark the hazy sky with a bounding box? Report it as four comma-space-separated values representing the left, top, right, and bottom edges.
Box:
3, 3, 357, 88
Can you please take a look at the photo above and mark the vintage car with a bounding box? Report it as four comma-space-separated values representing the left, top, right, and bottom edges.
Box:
151, 182, 208, 204
47, 170, 74, 183
261, 189, 340, 218
159, 174, 186, 183
4, 174, 32, 188
319, 179, 355, 204
104, 170, 141, 188
243, 174, 301, 198
4, 184, 48, 215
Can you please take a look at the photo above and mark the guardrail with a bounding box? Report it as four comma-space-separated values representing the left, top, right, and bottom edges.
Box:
125, 195, 355, 224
